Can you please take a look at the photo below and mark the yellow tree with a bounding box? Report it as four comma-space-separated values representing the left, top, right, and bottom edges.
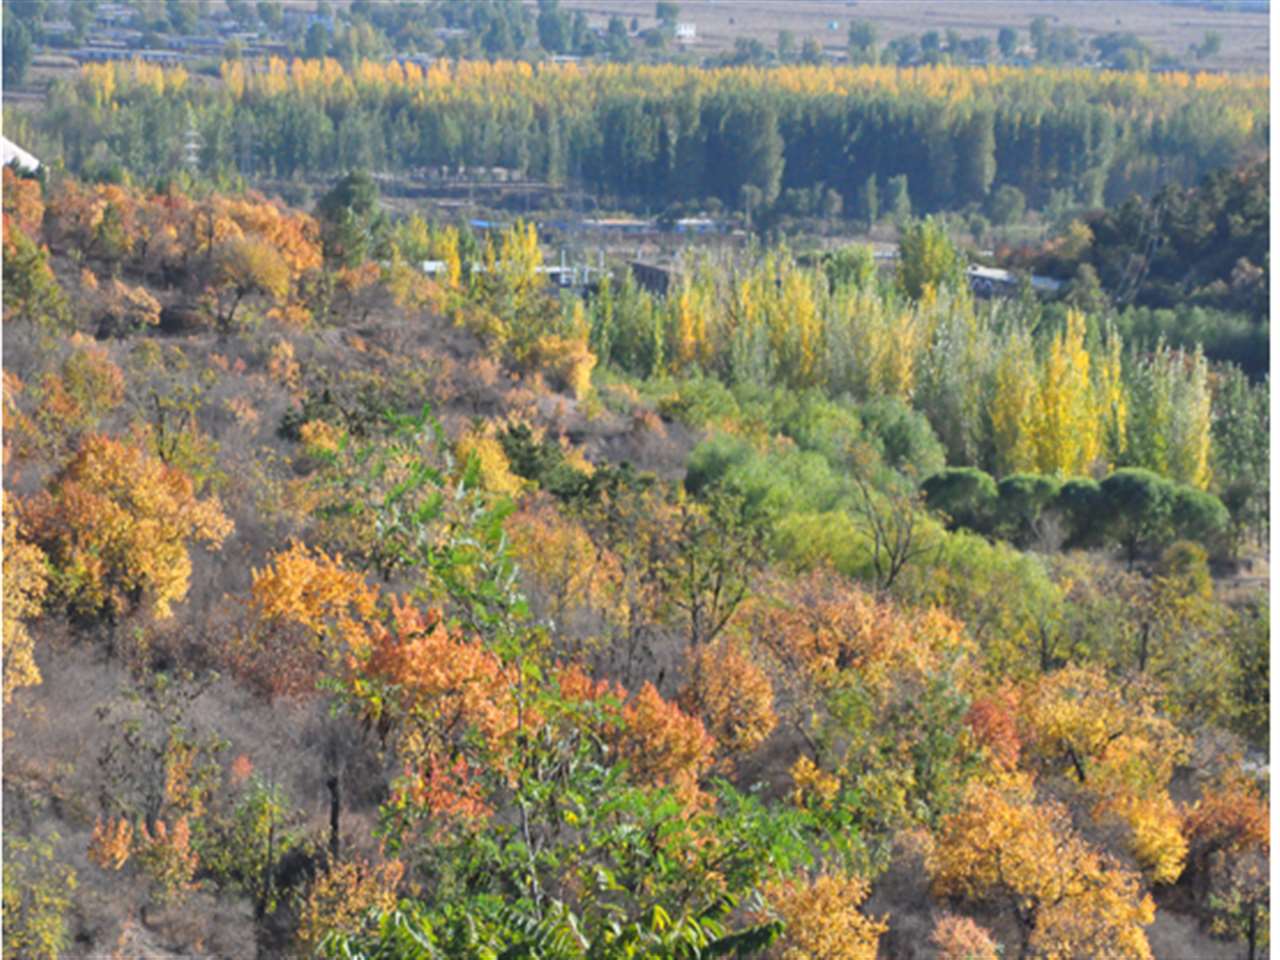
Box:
1032, 310, 1099, 477
1020, 666, 1189, 884
210, 236, 290, 331
3, 496, 48, 703
989, 323, 1039, 475
20, 434, 232, 622
235, 541, 379, 700
929, 773, 1156, 959
762, 872, 887, 960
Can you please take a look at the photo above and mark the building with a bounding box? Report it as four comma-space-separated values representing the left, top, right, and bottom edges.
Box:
674, 22, 696, 42
2, 137, 41, 173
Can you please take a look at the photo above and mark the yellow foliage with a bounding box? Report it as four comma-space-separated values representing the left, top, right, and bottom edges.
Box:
764, 872, 887, 960
1097, 791, 1188, 885
930, 774, 1155, 959
506, 496, 620, 643
456, 429, 523, 498
528, 333, 597, 400
1033, 310, 1099, 476
789, 756, 840, 810
21, 435, 232, 620
249, 540, 377, 646
3, 497, 47, 703
299, 419, 345, 457
295, 859, 404, 955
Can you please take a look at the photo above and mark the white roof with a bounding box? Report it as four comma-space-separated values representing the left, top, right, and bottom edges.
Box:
1, 137, 40, 172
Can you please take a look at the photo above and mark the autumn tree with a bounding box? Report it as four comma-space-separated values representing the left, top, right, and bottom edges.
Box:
97, 278, 163, 339
929, 774, 1156, 959
1020, 666, 1189, 884
210, 236, 290, 331
234, 540, 379, 699
762, 872, 886, 959
20, 434, 232, 623
3, 495, 47, 703
680, 636, 776, 761
2, 833, 77, 960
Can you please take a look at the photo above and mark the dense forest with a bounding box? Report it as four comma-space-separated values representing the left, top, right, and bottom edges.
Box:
2, 102, 1269, 960
4, 57, 1268, 217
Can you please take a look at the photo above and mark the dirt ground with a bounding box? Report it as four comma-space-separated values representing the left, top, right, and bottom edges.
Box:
555, 0, 1269, 72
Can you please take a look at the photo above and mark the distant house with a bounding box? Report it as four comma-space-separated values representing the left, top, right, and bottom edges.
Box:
2, 137, 41, 173
675, 22, 696, 42
966, 265, 1063, 298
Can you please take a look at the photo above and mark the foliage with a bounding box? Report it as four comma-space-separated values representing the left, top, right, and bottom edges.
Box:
2, 834, 77, 960
762, 872, 886, 959
2, 495, 47, 703
234, 540, 378, 699
897, 217, 965, 301
929, 774, 1156, 959
20, 434, 232, 622
38, 59, 1269, 221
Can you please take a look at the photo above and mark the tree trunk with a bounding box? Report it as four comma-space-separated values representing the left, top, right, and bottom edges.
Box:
326, 775, 341, 864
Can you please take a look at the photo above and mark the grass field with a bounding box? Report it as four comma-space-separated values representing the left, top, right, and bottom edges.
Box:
554, 0, 1270, 72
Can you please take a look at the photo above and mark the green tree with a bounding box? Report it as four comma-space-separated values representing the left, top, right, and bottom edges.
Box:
316, 170, 385, 267
860, 173, 879, 226
777, 29, 795, 61
987, 184, 1026, 226
537, 0, 569, 53
888, 174, 911, 224
996, 474, 1063, 546
1212, 367, 1268, 551
2, 18, 32, 87
305, 20, 330, 58
847, 20, 877, 64
1099, 468, 1172, 569
923, 467, 998, 532
997, 26, 1018, 58
1195, 30, 1222, 59
896, 217, 965, 301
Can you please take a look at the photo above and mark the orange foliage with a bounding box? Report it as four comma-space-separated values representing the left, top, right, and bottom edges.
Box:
759, 570, 970, 696
21, 434, 232, 620
930, 914, 999, 960
236, 541, 378, 699
355, 601, 518, 744
2, 166, 44, 237
87, 816, 133, 871
618, 682, 715, 808
31, 341, 125, 452
965, 686, 1021, 771
136, 816, 199, 904
680, 637, 776, 760
1183, 770, 1270, 870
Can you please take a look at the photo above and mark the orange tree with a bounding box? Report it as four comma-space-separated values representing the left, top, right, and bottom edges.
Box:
20, 433, 232, 624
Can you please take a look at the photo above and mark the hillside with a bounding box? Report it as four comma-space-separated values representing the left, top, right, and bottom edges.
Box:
2, 154, 1269, 959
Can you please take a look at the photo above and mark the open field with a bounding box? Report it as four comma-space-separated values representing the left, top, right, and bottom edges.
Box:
552, 0, 1270, 71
